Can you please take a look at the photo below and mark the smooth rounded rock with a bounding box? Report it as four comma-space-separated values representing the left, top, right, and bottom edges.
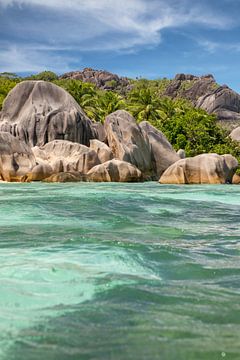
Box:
89, 139, 113, 163
34, 140, 100, 174
43, 172, 87, 183
0, 80, 96, 147
159, 153, 238, 184
87, 159, 142, 182
139, 121, 180, 178
0, 132, 36, 182
104, 110, 153, 176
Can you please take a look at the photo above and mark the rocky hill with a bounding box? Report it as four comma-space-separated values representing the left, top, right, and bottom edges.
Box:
163, 74, 240, 130
60, 67, 130, 92
60, 69, 240, 129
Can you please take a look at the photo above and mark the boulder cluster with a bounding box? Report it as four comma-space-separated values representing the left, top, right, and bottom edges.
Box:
60, 67, 130, 91
164, 74, 240, 130
0, 80, 238, 184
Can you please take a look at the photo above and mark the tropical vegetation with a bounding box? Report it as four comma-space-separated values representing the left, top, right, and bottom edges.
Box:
0, 71, 240, 164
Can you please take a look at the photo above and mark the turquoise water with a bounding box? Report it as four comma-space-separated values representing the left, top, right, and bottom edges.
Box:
0, 182, 239, 360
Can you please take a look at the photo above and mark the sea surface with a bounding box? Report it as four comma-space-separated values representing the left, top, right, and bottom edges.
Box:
0, 182, 239, 360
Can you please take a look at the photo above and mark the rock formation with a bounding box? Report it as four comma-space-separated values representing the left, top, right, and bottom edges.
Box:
197, 86, 240, 129
164, 74, 216, 103
0, 80, 96, 147
60, 68, 130, 91
43, 172, 87, 183
139, 121, 180, 178
232, 174, 240, 184
229, 126, 240, 142
89, 139, 113, 163
87, 159, 142, 182
164, 74, 240, 128
159, 153, 238, 184
33, 140, 100, 174
0, 132, 36, 181
104, 110, 153, 177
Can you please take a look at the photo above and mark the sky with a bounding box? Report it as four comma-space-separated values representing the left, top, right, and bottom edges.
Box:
0, 0, 240, 92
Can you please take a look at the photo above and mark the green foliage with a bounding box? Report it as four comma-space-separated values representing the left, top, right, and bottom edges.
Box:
0, 72, 19, 79
28, 71, 58, 81
0, 76, 20, 110
105, 79, 118, 88
126, 87, 162, 122
130, 77, 171, 95
54, 79, 98, 119
94, 91, 126, 123
0, 72, 239, 167
55, 79, 125, 122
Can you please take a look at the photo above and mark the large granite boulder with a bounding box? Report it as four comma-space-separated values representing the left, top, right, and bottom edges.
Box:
139, 121, 180, 178
232, 174, 240, 184
0, 132, 36, 181
0, 80, 96, 147
197, 86, 240, 129
89, 139, 113, 163
104, 110, 153, 177
91, 122, 107, 143
159, 154, 238, 184
33, 140, 100, 174
230, 127, 240, 142
25, 162, 53, 182
87, 159, 142, 182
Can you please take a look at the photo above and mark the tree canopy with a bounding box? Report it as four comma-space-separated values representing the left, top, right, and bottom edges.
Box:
0, 73, 239, 166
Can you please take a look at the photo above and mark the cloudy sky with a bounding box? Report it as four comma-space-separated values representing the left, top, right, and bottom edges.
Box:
0, 0, 240, 91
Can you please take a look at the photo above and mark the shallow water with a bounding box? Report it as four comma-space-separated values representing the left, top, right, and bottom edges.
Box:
0, 182, 239, 360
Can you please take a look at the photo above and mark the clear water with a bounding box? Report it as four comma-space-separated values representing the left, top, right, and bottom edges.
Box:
0, 182, 239, 360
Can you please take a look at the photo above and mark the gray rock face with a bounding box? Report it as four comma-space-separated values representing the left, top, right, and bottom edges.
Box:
87, 159, 142, 182
60, 67, 129, 91
164, 74, 216, 103
139, 121, 180, 178
91, 122, 107, 143
0, 80, 96, 147
89, 139, 113, 163
0, 131, 36, 181
43, 172, 87, 183
104, 110, 153, 177
230, 127, 240, 142
159, 153, 238, 184
177, 149, 186, 159
33, 140, 100, 174
197, 86, 240, 126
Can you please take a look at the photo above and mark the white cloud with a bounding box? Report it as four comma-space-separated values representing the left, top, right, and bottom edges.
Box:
0, 45, 78, 73
0, 0, 236, 72
197, 39, 240, 54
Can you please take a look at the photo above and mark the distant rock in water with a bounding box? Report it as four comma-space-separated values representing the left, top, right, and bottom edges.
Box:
0, 132, 36, 181
33, 140, 100, 174
60, 67, 130, 91
87, 159, 142, 182
0, 81, 96, 147
43, 172, 87, 183
159, 153, 238, 184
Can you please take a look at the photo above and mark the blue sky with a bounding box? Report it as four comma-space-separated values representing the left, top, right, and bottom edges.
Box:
0, 0, 240, 91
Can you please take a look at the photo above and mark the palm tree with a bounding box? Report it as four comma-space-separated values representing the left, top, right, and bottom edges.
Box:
95, 91, 126, 123
127, 88, 162, 123
55, 79, 98, 119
